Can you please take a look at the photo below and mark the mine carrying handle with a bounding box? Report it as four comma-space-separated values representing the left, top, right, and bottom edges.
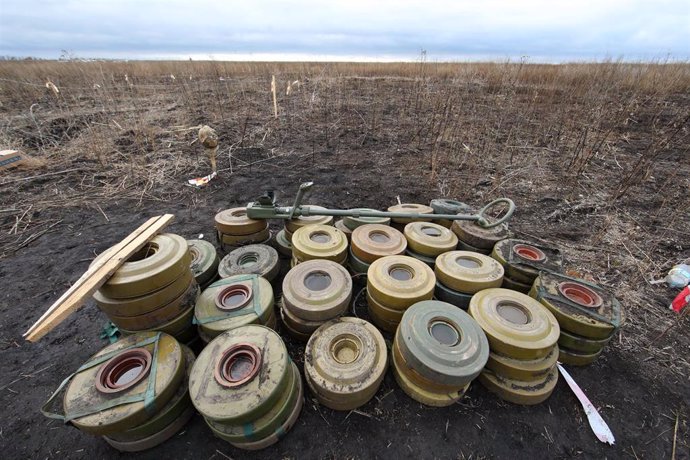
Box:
476, 198, 516, 228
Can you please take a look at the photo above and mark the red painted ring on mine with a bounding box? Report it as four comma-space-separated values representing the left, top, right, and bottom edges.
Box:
558, 282, 603, 308
215, 283, 253, 311
214, 343, 262, 388
95, 348, 152, 394
512, 244, 546, 262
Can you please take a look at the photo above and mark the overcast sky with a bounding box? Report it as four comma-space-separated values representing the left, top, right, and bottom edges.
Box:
0, 0, 688, 62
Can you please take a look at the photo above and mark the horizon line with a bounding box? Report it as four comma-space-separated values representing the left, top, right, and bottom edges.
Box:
1, 51, 688, 65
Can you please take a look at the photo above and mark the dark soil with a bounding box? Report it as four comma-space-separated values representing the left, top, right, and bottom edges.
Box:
0, 63, 688, 459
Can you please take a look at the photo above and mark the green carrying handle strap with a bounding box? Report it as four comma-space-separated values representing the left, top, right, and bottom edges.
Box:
41, 332, 162, 424
194, 275, 262, 325
533, 270, 621, 329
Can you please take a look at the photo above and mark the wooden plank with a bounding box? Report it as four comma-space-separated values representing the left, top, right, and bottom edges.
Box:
24, 214, 174, 341
24, 214, 175, 342
23, 215, 161, 336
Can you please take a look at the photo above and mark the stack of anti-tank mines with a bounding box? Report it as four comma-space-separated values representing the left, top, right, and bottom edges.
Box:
215, 207, 270, 253
53, 332, 196, 452
291, 224, 348, 267
189, 325, 303, 450
349, 224, 407, 277
530, 272, 621, 366
392, 301, 489, 406
186, 239, 220, 289
492, 239, 563, 293
44, 193, 631, 453
335, 208, 391, 243
469, 289, 561, 405
387, 202, 434, 233
304, 317, 387, 410
366, 255, 435, 332
280, 260, 352, 341
403, 221, 458, 267
194, 274, 275, 344
93, 234, 199, 345
434, 251, 504, 309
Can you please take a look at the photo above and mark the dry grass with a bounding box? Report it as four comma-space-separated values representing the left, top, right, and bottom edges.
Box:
1, 59, 687, 216
0, 60, 688, 375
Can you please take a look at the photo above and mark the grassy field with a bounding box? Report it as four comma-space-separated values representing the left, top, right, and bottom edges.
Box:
0, 59, 688, 458
1, 59, 688, 200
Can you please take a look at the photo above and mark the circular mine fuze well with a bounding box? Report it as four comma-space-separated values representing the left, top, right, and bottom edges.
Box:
309, 232, 332, 244
214, 343, 262, 388
215, 284, 253, 311
420, 226, 443, 237
303, 271, 332, 291
558, 282, 603, 308
455, 255, 482, 269
238, 252, 260, 267
428, 319, 461, 346
512, 244, 546, 262
127, 243, 159, 262
496, 301, 532, 325
329, 334, 362, 364
95, 348, 152, 394
369, 231, 391, 243
388, 265, 414, 281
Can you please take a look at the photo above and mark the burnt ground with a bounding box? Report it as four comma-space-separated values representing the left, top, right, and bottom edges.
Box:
0, 62, 689, 459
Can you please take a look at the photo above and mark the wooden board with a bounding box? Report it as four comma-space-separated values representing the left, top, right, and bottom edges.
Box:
24, 214, 175, 342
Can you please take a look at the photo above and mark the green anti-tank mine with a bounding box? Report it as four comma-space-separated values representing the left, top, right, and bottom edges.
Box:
435, 251, 504, 294
93, 270, 194, 318
93, 233, 192, 299
59, 332, 186, 436
189, 326, 291, 424
187, 239, 219, 287
189, 325, 302, 450
107, 280, 199, 331
103, 345, 196, 451
469, 288, 560, 360
194, 275, 274, 339
397, 300, 489, 388
218, 244, 280, 282
404, 221, 458, 257
281, 259, 352, 322
304, 317, 387, 411
491, 239, 563, 285
530, 272, 621, 340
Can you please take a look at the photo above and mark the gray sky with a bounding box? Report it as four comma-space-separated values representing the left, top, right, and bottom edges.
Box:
0, 0, 688, 61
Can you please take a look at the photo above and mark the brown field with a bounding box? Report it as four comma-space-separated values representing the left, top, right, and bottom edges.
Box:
0, 60, 689, 459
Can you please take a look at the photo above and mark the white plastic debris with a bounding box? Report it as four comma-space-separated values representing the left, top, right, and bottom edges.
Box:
666, 264, 690, 289
557, 363, 615, 445
187, 171, 217, 187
